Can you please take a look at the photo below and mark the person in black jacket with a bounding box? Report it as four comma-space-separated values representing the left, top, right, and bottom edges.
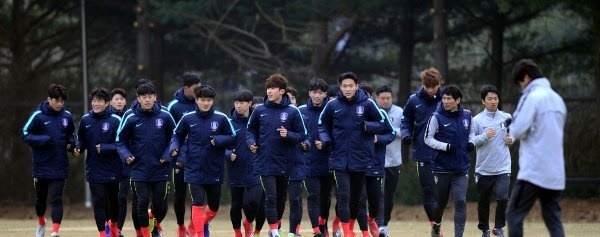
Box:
117, 82, 176, 237
246, 74, 308, 237
109, 87, 130, 237
22, 84, 75, 237
74, 87, 122, 237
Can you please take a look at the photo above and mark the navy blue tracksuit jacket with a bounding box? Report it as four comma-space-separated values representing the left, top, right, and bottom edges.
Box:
227, 108, 260, 187
298, 98, 331, 177
400, 87, 442, 162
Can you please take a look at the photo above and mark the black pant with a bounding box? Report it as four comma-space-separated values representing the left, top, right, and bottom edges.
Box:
90, 182, 120, 231
173, 167, 188, 225
417, 162, 435, 221
476, 173, 510, 231
260, 175, 289, 225
230, 184, 264, 229
288, 180, 304, 233
34, 178, 65, 224
334, 170, 365, 222
358, 176, 382, 231
133, 180, 168, 228
432, 172, 468, 237
507, 180, 564, 237
381, 165, 401, 226
190, 183, 222, 211
305, 175, 334, 229
117, 178, 130, 230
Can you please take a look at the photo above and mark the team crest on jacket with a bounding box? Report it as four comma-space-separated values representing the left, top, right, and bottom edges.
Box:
155, 118, 164, 128
211, 121, 219, 131
462, 119, 470, 130
102, 122, 110, 132
62, 118, 68, 127
356, 106, 365, 116
280, 112, 288, 122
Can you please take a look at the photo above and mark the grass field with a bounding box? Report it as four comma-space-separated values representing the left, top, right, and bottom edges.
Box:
2, 218, 599, 237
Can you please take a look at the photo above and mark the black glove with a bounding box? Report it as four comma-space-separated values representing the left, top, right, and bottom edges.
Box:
446, 143, 455, 152
467, 142, 475, 152
402, 136, 412, 145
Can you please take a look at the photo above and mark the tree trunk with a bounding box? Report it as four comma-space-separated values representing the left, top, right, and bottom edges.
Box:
151, 25, 164, 100
136, 0, 151, 80
490, 5, 505, 93
594, 2, 600, 119
432, 0, 448, 79
398, 13, 415, 106
310, 18, 330, 79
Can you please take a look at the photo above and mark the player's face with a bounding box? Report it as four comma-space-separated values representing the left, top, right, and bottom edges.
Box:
266, 87, 285, 103
47, 97, 65, 112
340, 79, 358, 100
423, 85, 440, 98
196, 97, 214, 112
309, 89, 326, 107
110, 94, 126, 111
91, 97, 109, 114
482, 92, 499, 112
234, 101, 252, 116
442, 94, 460, 112
375, 92, 393, 109
184, 83, 201, 99
137, 93, 156, 110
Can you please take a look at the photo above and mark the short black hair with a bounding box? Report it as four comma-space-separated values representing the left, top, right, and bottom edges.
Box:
252, 96, 263, 105
286, 87, 298, 97
90, 87, 111, 102
308, 78, 328, 92
441, 84, 463, 101
136, 82, 156, 95
358, 83, 373, 96
375, 85, 393, 96
512, 59, 543, 84
480, 84, 500, 100
48, 84, 67, 100
182, 72, 201, 87
194, 85, 216, 99
327, 84, 339, 98
338, 71, 359, 84
233, 89, 253, 102
135, 78, 153, 89
111, 88, 127, 99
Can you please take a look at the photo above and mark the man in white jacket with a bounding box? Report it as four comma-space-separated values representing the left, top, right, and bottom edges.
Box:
470, 85, 513, 237
506, 59, 566, 237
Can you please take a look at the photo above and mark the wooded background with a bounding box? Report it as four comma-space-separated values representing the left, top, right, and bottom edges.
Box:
1, 0, 598, 204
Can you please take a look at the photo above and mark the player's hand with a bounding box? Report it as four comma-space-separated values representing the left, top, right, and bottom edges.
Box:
504, 135, 513, 145
66, 143, 72, 150
176, 162, 184, 168
95, 144, 101, 153
159, 158, 167, 164
277, 126, 288, 138
374, 135, 378, 143
486, 128, 497, 139
301, 143, 308, 151
250, 144, 258, 153
210, 136, 215, 145
73, 148, 80, 158
315, 140, 323, 150
230, 149, 237, 161
170, 149, 178, 157
126, 156, 135, 164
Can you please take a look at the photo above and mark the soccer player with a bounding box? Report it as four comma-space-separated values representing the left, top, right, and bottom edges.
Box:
22, 84, 75, 237
470, 85, 513, 237
507, 59, 566, 237
117, 82, 175, 237
167, 72, 202, 237
299, 78, 332, 237
109, 87, 130, 237
318, 72, 389, 237
246, 73, 307, 237
227, 89, 265, 237
400, 68, 442, 226
74, 87, 123, 237
169, 85, 236, 237
424, 84, 474, 237
373, 85, 404, 237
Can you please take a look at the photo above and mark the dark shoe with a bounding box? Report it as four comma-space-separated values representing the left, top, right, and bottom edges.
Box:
482, 230, 491, 237
492, 228, 505, 237
431, 222, 442, 237
313, 232, 325, 237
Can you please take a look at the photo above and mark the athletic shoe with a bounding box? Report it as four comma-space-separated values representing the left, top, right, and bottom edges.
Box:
288, 233, 295, 237
50, 232, 60, 237
204, 224, 210, 237
243, 220, 253, 237
430, 223, 442, 237
482, 230, 491, 237
177, 225, 187, 237
268, 229, 280, 237
313, 232, 325, 237
368, 221, 379, 237
36, 220, 46, 237
492, 228, 505, 237
333, 229, 342, 237
378, 226, 387, 237
151, 228, 163, 237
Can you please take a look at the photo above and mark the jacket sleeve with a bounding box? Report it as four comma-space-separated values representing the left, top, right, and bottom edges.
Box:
470, 117, 488, 146
282, 108, 307, 144
75, 118, 87, 152
423, 114, 448, 151
169, 118, 187, 155
116, 118, 134, 163
161, 113, 177, 162
212, 116, 236, 148
246, 107, 260, 146
21, 113, 53, 147
509, 95, 535, 141
66, 115, 76, 151
317, 103, 333, 145
99, 116, 122, 155
376, 111, 396, 146
400, 98, 415, 141
363, 100, 385, 134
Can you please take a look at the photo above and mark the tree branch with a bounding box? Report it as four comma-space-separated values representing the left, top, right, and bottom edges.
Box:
253, 1, 305, 33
